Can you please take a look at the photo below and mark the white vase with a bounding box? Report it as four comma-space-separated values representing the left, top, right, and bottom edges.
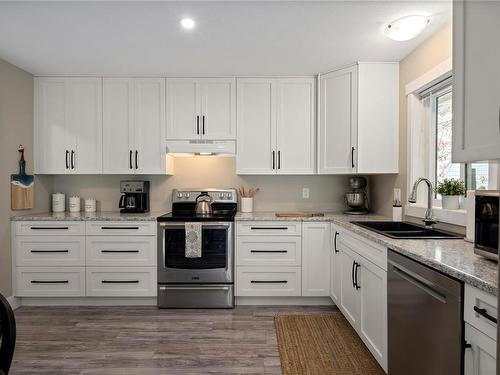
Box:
442, 195, 460, 210
240, 197, 253, 213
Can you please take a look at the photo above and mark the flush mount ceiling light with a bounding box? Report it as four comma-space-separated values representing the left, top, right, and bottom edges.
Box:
385, 15, 429, 41
180, 18, 196, 30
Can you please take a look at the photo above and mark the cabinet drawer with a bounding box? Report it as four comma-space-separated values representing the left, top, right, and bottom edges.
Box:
15, 267, 85, 297
15, 221, 85, 236
236, 266, 301, 296
86, 267, 157, 297
15, 236, 85, 266
86, 236, 156, 266
236, 236, 301, 266
464, 284, 497, 340
236, 221, 301, 236
85, 221, 156, 236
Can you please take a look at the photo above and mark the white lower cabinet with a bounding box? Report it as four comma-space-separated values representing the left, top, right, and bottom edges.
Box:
86, 267, 156, 297
465, 323, 497, 375
15, 267, 86, 297
334, 228, 387, 372
236, 266, 301, 297
302, 222, 330, 296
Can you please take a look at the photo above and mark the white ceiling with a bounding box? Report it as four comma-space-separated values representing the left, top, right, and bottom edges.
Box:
0, 1, 451, 76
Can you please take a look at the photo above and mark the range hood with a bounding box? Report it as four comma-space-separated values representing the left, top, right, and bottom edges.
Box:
166, 140, 236, 156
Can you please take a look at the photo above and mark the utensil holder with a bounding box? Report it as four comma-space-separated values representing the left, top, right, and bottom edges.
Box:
240, 197, 253, 213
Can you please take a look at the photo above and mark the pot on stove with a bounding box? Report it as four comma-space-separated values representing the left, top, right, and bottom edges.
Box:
195, 193, 213, 215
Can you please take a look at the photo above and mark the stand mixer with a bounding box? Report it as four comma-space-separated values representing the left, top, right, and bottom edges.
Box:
344, 177, 369, 215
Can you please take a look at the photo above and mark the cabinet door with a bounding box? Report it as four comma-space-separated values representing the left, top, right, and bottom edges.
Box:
276, 78, 316, 174
102, 78, 135, 174
166, 78, 200, 140
134, 78, 166, 174
302, 222, 330, 296
318, 66, 357, 174
453, 0, 500, 162
34, 77, 68, 174
200, 78, 236, 140
339, 243, 360, 327
66, 77, 102, 174
236, 79, 276, 175
464, 323, 496, 375
330, 227, 342, 304
358, 256, 387, 371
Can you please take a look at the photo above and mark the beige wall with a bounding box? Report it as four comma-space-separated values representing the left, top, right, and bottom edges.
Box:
371, 24, 453, 221
52, 157, 351, 213
0, 58, 52, 297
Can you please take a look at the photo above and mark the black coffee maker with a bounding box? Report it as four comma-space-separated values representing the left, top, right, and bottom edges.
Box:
119, 181, 150, 213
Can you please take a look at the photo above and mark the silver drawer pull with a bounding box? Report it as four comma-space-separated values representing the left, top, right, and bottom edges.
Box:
159, 286, 230, 291
250, 250, 287, 253
101, 250, 140, 253
101, 280, 139, 284
250, 280, 288, 284
31, 280, 69, 284
30, 250, 69, 253
100, 226, 139, 230
250, 227, 288, 230
30, 226, 69, 230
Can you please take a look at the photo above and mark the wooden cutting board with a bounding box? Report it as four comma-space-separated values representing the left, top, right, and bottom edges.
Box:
11, 145, 34, 210
275, 212, 325, 218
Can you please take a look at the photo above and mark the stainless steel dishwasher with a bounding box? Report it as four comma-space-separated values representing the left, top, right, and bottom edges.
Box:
388, 249, 464, 375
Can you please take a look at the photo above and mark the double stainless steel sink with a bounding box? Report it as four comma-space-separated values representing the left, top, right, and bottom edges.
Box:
351, 221, 464, 239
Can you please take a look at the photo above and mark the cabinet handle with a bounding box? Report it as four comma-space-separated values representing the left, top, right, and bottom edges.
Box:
278, 151, 281, 169
101, 250, 140, 253
250, 227, 288, 230
30, 250, 69, 253
65, 150, 69, 169
71, 150, 75, 169
351, 147, 355, 169
250, 280, 287, 284
334, 231, 339, 253
250, 250, 287, 253
31, 280, 69, 284
100, 226, 140, 230
135, 150, 138, 169
197, 115, 200, 135
129, 150, 133, 169
473, 306, 497, 324
101, 280, 140, 284
498, 106, 500, 133
272, 151, 275, 170
30, 226, 69, 230
202, 115, 205, 135
351, 261, 356, 288
354, 263, 360, 290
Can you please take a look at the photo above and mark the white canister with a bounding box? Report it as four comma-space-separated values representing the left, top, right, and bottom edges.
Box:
69, 196, 81, 212
392, 206, 403, 222
240, 197, 253, 213
52, 193, 65, 213
84, 198, 97, 213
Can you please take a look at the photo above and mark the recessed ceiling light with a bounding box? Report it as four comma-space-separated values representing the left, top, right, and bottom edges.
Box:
180, 18, 195, 30
385, 15, 429, 41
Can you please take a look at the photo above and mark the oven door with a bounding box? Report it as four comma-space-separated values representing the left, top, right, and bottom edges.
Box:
158, 221, 233, 284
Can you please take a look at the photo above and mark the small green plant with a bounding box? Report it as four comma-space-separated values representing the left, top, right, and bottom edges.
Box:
435, 178, 466, 196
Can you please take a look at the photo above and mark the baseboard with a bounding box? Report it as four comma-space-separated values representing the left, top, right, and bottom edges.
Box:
236, 296, 334, 306
6, 296, 21, 310
18, 297, 157, 307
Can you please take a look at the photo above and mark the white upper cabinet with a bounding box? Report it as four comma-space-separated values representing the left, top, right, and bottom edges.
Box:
453, 0, 500, 162
318, 66, 357, 174
302, 222, 330, 296
103, 78, 169, 175
166, 78, 236, 140
318, 62, 399, 174
35, 77, 102, 174
236, 78, 316, 175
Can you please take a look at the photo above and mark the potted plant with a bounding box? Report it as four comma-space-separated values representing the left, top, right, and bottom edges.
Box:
435, 178, 466, 210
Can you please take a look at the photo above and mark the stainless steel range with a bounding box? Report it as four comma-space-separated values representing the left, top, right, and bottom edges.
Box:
157, 188, 237, 308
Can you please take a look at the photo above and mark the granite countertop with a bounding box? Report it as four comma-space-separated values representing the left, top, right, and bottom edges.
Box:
235, 211, 498, 296
11, 211, 164, 222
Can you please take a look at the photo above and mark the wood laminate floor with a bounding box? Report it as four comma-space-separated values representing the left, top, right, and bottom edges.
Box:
10, 305, 337, 375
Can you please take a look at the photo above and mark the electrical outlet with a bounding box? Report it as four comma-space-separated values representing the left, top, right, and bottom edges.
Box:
302, 188, 310, 199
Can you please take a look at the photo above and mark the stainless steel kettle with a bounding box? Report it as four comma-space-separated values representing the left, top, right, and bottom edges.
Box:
195, 193, 213, 215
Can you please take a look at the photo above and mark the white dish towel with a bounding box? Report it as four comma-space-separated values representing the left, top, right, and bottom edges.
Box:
185, 222, 202, 258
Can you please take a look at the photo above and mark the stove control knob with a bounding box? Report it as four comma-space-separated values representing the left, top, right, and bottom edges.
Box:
177, 192, 183, 199
185, 192, 190, 199
226, 193, 232, 199
219, 193, 224, 199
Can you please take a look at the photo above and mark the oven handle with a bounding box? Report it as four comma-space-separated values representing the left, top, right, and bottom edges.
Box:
159, 286, 230, 291
159, 222, 231, 228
